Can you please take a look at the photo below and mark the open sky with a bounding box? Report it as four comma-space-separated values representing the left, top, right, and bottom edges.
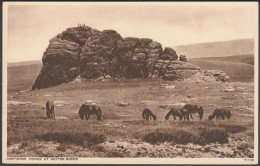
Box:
6, 2, 258, 62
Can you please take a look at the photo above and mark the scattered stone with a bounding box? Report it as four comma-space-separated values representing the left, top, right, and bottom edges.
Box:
55, 116, 69, 120
117, 102, 129, 106
8, 101, 31, 105
19, 90, 31, 93
222, 86, 236, 92
105, 75, 112, 79
160, 84, 176, 89
186, 94, 192, 98
54, 101, 66, 107
71, 75, 85, 83
85, 100, 96, 105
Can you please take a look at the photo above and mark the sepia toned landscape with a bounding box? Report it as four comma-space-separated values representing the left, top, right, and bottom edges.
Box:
3, 3, 258, 164
7, 34, 255, 157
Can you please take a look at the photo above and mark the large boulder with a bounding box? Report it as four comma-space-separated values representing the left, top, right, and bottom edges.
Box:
160, 47, 178, 61
32, 26, 219, 89
152, 61, 200, 80
202, 70, 230, 82
179, 55, 187, 62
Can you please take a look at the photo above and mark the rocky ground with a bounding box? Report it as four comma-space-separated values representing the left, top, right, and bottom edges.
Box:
7, 136, 253, 158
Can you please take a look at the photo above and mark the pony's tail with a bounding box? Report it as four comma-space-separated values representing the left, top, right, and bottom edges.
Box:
97, 107, 102, 120
226, 111, 232, 119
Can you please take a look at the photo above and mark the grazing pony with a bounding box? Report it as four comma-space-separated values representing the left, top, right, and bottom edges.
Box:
78, 104, 102, 120
165, 108, 183, 121
180, 108, 190, 121
142, 108, 157, 120
182, 104, 204, 120
208, 109, 232, 120
46, 100, 55, 119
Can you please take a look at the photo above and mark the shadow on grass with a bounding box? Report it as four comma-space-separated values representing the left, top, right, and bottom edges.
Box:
36, 132, 106, 147
143, 128, 229, 145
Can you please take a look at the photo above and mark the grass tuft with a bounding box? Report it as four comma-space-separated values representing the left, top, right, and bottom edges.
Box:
143, 128, 229, 145
37, 132, 106, 146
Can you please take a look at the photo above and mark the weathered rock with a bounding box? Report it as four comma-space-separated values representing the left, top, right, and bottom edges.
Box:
153, 61, 200, 81
160, 47, 178, 61
32, 25, 223, 89
80, 30, 123, 79
202, 70, 230, 82
179, 55, 187, 62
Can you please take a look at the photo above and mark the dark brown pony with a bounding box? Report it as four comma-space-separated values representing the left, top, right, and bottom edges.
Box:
165, 108, 183, 121
208, 109, 231, 120
180, 108, 190, 121
46, 100, 55, 119
142, 108, 157, 120
182, 104, 203, 120
78, 104, 102, 120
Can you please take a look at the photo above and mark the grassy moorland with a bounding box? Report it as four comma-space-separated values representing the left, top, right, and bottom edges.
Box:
189, 54, 254, 83
173, 38, 254, 59
7, 62, 255, 157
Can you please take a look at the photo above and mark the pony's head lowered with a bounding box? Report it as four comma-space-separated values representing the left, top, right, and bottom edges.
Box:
165, 108, 174, 120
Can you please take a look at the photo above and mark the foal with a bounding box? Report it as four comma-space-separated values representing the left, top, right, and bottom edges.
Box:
142, 108, 157, 120
208, 109, 231, 120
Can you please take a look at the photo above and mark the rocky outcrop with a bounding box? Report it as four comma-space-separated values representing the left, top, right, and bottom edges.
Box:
32, 26, 203, 89
201, 70, 230, 82
152, 61, 200, 80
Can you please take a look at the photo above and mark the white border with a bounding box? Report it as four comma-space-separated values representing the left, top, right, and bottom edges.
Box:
2, 2, 259, 164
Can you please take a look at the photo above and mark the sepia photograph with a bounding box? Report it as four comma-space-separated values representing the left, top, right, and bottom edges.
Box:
2, 2, 258, 164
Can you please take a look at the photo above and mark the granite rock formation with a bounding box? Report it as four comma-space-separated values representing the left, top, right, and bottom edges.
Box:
32, 26, 219, 89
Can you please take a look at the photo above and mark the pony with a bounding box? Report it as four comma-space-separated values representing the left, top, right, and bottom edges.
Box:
46, 100, 55, 119
78, 104, 102, 120
208, 109, 232, 120
142, 108, 157, 120
182, 104, 203, 120
180, 108, 190, 121
165, 108, 183, 121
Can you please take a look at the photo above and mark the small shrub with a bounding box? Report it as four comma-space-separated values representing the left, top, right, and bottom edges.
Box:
143, 128, 229, 145
56, 144, 69, 152
143, 130, 199, 145
38, 132, 106, 146
173, 130, 199, 144
199, 128, 229, 144
19, 142, 29, 149
237, 143, 251, 151
106, 151, 124, 157
92, 145, 106, 152
143, 132, 172, 144
220, 125, 247, 134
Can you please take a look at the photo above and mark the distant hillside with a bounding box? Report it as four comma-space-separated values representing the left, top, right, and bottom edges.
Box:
191, 54, 254, 65
189, 54, 254, 82
8, 63, 42, 92
173, 38, 254, 59
8, 60, 41, 67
